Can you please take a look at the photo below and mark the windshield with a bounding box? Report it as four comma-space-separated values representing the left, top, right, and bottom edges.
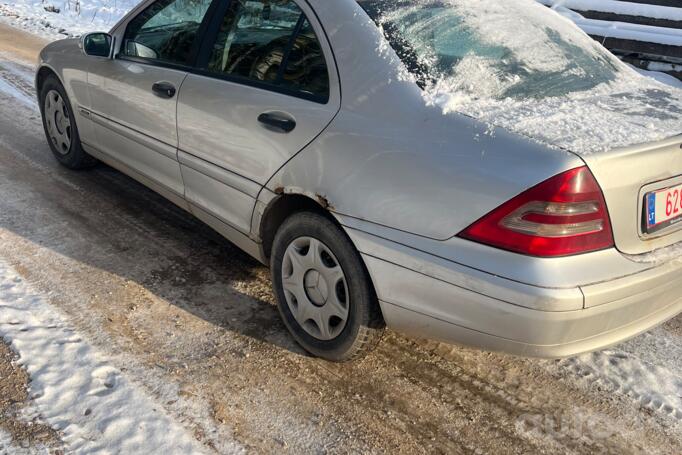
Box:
359, 0, 624, 100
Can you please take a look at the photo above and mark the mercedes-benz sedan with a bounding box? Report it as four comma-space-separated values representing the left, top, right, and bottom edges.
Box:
36, 0, 682, 361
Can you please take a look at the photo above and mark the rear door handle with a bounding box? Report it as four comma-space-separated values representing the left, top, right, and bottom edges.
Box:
258, 112, 296, 133
152, 81, 176, 99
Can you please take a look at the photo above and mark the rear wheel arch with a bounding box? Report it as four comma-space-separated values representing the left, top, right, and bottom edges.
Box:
259, 191, 383, 301
258, 193, 380, 293
259, 193, 337, 260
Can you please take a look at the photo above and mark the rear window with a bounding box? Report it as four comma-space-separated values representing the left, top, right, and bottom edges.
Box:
359, 0, 624, 100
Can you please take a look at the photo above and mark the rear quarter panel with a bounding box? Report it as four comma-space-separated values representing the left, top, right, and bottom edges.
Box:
268, 0, 585, 241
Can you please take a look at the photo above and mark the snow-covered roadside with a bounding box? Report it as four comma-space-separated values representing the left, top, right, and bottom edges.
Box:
0, 259, 210, 454
0, 0, 138, 39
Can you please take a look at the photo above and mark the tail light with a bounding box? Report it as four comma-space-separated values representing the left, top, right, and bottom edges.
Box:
458, 166, 614, 257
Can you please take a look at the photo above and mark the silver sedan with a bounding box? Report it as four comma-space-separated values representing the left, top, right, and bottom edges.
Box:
36, 0, 682, 361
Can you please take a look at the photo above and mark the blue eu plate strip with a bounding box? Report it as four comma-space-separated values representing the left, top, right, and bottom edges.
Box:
647, 193, 657, 227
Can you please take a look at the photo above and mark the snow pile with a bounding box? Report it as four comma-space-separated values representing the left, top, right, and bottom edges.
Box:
0, 0, 139, 38
372, 0, 682, 154
0, 260, 209, 454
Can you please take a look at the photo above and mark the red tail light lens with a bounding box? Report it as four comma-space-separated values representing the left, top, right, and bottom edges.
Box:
458, 166, 614, 257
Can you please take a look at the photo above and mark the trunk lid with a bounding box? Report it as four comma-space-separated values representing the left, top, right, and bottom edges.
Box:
583, 135, 682, 255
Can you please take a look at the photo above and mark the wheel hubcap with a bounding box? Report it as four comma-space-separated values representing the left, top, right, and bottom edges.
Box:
304, 269, 329, 306
281, 237, 349, 341
44, 89, 71, 155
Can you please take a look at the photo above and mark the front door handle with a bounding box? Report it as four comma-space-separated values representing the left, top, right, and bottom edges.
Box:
152, 81, 176, 99
258, 112, 296, 133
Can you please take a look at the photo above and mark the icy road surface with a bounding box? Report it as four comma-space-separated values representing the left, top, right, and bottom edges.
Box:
0, 22, 681, 455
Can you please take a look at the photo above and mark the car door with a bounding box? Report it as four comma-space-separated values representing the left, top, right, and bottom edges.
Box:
176, 0, 341, 235
86, 0, 214, 199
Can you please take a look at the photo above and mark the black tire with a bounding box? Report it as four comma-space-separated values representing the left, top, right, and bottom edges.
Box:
39, 75, 97, 169
271, 211, 385, 362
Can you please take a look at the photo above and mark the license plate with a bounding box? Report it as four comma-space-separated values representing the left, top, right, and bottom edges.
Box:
646, 183, 682, 234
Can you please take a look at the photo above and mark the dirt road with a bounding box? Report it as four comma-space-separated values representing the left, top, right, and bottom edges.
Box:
0, 22, 46, 63
0, 22, 680, 454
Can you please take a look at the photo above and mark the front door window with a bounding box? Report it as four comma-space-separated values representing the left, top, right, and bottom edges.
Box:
122, 0, 213, 65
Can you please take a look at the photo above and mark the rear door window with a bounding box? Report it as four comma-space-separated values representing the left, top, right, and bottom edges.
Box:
204, 0, 330, 102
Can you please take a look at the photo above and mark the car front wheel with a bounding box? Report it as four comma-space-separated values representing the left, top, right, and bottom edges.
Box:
271, 212, 385, 361
39, 75, 96, 169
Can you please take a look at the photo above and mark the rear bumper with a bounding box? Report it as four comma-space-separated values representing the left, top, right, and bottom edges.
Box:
367, 255, 682, 358
348, 228, 682, 358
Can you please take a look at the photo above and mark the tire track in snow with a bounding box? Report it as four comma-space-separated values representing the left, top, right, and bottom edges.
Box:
0, 59, 36, 108
413, 339, 665, 454
556, 335, 682, 424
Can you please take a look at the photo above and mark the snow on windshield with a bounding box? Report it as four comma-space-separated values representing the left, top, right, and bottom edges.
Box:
363, 0, 682, 154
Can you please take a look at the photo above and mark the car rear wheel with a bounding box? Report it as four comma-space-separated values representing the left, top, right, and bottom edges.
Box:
271, 212, 385, 361
39, 75, 96, 169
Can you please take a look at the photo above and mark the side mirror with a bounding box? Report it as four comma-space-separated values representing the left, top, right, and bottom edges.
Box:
80, 32, 112, 58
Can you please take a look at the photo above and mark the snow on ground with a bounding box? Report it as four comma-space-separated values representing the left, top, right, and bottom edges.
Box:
0, 0, 138, 38
0, 428, 53, 455
0, 429, 20, 454
0, 259, 212, 454
556, 333, 682, 423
